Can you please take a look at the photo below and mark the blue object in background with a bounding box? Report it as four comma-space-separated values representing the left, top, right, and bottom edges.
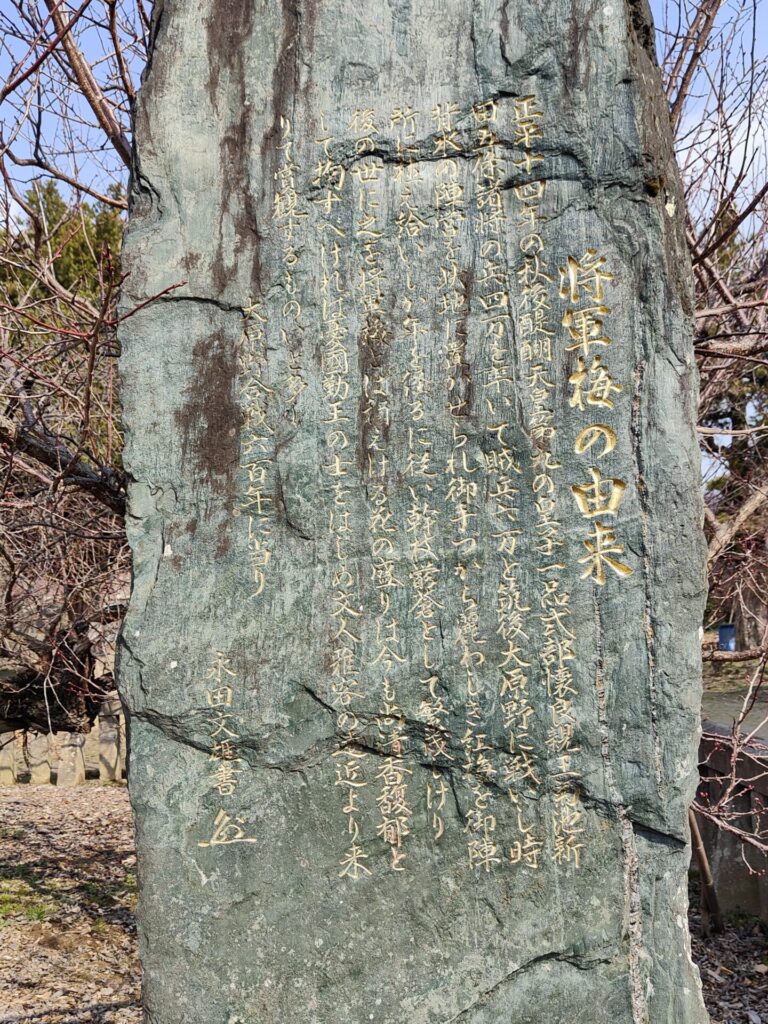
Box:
718, 623, 737, 651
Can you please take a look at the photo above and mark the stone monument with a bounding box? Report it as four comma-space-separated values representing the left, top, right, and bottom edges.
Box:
0, 732, 16, 785
99, 693, 126, 782
24, 731, 53, 784
55, 732, 86, 787
119, 1, 709, 1020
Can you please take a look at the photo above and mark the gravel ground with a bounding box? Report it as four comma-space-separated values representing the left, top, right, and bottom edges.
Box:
689, 881, 768, 1024
0, 785, 766, 1023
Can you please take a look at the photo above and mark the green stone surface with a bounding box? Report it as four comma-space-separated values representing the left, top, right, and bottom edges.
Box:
118, 1, 709, 1021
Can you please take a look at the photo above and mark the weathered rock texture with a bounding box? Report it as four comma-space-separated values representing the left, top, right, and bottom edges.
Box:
118, 1, 709, 1021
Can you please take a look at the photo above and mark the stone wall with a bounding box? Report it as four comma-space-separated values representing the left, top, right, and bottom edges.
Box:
698, 721, 768, 923
0, 693, 126, 786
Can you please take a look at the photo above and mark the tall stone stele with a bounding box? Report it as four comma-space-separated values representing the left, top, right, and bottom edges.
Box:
119, 1, 709, 1021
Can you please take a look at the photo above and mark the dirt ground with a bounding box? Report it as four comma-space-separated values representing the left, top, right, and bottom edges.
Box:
0, 786, 140, 1024
0, 785, 766, 1024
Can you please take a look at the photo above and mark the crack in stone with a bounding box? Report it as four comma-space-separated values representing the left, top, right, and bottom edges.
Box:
148, 294, 245, 315
631, 820, 687, 851
593, 594, 650, 1024
442, 948, 615, 1022
629, 357, 663, 789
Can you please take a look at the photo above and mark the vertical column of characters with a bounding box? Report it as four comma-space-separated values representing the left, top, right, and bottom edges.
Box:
408, 443, 452, 846
236, 301, 273, 600
539, 582, 582, 869
311, 117, 369, 880
350, 108, 414, 873
273, 116, 307, 415
197, 653, 257, 849
431, 101, 498, 873
368, 456, 413, 870
559, 254, 632, 586
390, 105, 452, 844
511, 95, 584, 872
471, 99, 543, 872
434, 101, 471, 424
